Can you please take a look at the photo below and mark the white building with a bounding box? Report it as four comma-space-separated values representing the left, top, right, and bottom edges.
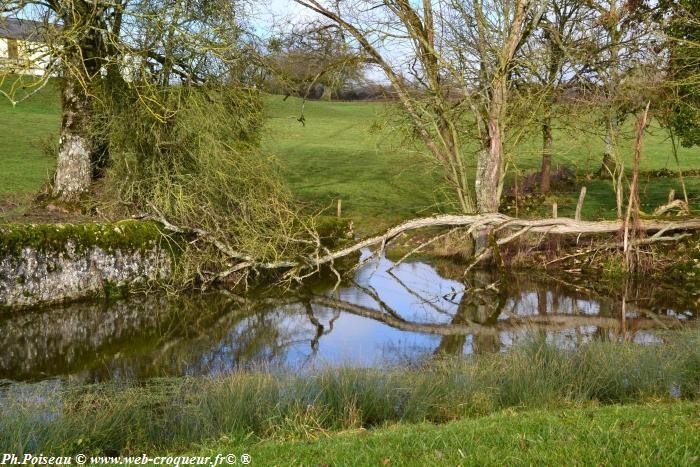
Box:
0, 18, 54, 76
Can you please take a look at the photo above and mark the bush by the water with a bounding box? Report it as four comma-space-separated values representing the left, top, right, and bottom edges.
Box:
1, 331, 698, 455
98, 84, 314, 285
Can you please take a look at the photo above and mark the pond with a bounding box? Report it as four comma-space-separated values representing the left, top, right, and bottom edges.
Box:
0, 253, 696, 383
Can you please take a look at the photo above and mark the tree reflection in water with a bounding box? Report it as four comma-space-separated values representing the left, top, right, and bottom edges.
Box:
0, 255, 695, 383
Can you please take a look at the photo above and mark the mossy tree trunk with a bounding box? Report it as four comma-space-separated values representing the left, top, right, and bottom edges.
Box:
54, 59, 93, 201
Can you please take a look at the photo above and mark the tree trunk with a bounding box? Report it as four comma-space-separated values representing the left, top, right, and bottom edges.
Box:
603, 115, 625, 218
541, 115, 553, 194
623, 104, 650, 270
52, 4, 106, 202
53, 58, 93, 202
601, 17, 623, 217
541, 21, 561, 196
476, 79, 506, 213
600, 115, 618, 177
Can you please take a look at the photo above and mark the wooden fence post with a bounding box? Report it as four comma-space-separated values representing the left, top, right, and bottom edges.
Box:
575, 187, 587, 221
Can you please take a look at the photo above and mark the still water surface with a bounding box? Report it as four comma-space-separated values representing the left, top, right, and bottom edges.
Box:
0, 253, 696, 383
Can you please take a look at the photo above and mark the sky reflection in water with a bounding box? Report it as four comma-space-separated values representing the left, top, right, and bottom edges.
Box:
0, 253, 695, 383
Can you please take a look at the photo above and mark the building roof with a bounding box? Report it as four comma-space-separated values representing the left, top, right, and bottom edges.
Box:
0, 17, 54, 41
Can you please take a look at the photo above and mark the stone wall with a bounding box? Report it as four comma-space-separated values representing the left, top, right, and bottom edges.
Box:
0, 221, 173, 308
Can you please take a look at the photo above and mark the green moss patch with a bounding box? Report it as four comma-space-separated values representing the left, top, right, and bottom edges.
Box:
314, 215, 354, 249
0, 220, 172, 257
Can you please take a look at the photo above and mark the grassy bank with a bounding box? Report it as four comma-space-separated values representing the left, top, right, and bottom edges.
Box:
208, 401, 700, 466
2, 333, 698, 455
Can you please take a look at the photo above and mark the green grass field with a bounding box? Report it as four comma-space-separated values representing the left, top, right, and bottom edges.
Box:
0, 79, 60, 201
211, 402, 700, 466
262, 97, 445, 231
1, 84, 699, 231
263, 96, 700, 230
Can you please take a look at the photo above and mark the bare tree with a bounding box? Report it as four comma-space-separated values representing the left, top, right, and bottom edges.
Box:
576, 0, 659, 217
517, 0, 588, 194
293, 0, 474, 212
447, 0, 546, 212
262, 21, 364, 101
293, 0, 545, 214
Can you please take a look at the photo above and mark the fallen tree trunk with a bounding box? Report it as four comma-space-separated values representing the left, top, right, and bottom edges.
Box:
143, 211, 700, 280
298, 214, 700, 271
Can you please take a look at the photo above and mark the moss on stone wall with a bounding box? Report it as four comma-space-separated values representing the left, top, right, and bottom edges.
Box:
0, 217, 356, 307
0, 217, 352, 260
0, 220, 182, 308
0, 220, 179, 257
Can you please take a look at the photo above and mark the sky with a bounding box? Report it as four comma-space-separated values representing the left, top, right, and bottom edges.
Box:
249, 0, 320, 37
248, 0, 392, 83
